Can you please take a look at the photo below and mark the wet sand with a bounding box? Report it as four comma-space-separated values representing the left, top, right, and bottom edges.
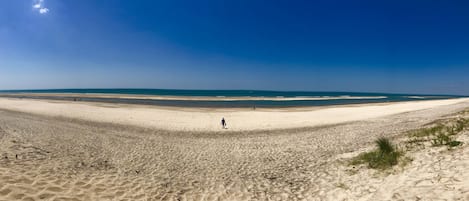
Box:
0, 93, 388, 101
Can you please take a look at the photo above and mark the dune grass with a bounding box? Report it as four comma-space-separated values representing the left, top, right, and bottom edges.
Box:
351, 114, 469, 170
350, 137, 402, 170
407, 117, 468, 148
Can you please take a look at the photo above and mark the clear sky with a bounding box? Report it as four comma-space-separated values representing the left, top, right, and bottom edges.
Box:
0, 0, 468, 95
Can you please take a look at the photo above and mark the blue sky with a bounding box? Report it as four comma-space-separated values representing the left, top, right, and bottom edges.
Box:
0, 0, 468, 95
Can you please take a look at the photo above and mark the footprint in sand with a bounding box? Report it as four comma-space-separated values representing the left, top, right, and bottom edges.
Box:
9, 193, 26, 200
37, 192, 55, 200
45, 186, 64, 193
0, 188, 12, 196
21, 197, 35, 201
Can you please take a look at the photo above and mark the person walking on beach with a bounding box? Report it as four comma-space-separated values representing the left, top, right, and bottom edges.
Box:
221, 118, 227, 129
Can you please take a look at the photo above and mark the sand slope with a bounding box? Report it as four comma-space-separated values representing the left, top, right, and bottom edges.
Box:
0, 99, 468, 200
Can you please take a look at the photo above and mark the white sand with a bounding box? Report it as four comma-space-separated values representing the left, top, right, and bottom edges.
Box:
0, 97, 469, 200
326, 110, 469, 201
0, 97, 467, 131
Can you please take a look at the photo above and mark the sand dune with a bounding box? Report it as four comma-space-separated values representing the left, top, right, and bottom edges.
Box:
0, 98, 468, 200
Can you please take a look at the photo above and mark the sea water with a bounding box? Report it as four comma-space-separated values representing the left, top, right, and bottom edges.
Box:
0, 89, 463, 108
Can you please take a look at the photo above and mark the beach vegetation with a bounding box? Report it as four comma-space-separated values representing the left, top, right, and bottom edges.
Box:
406, 117, 468, 148
431, 133, 451, 146
376, 137, 395, 154
408, 124, 445, 138
447, 140, 463, 147
336, 182, 349, 189
351, 112, 468, 171
350, 137, 402, 170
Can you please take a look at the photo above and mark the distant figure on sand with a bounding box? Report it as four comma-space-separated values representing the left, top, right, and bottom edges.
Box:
221, 118, 227, 129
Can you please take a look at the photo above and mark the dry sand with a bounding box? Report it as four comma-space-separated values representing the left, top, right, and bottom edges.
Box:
0, 97, 469, 200
0, 97, 467, 131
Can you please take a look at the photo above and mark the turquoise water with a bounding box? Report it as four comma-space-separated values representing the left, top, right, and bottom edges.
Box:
0, 89, 463, 108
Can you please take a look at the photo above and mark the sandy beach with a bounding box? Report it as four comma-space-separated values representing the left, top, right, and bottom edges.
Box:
0, 97, 467, 132
4, 0, 468, 200
0, 97, 469, 200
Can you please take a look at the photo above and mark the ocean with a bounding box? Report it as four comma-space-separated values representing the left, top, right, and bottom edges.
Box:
0, 89, 463, 108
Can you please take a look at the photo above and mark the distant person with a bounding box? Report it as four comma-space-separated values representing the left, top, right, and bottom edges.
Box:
221, 118, 227, 129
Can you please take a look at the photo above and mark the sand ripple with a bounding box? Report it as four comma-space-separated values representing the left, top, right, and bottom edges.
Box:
0, 101, 468, 200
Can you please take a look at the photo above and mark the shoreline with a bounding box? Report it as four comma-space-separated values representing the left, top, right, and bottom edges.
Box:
0, 92, 390, 101
0, 97, 468, 132
0, 93, 461, 109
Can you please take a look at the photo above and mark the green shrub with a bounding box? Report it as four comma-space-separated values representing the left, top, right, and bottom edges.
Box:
408, 117, 468, 148
376, 137, 395, 154
454, 118, 469, 133
432, 133, 451, 146
408, 124, 445, 138
447, 140, 463, 147
431, 132, 463, 147
350, 137, 402, 169
352, 115, 468, 171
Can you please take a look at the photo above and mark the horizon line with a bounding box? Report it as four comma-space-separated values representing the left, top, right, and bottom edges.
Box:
0, 88, 465, 97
